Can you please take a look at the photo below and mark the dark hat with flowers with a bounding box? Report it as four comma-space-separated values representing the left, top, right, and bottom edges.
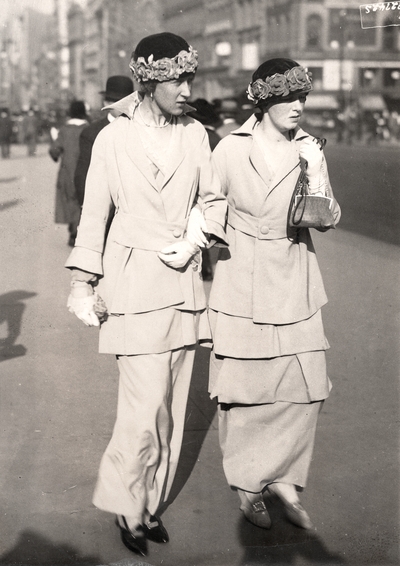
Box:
247, 58, 312, 106
129, 32, 198, 83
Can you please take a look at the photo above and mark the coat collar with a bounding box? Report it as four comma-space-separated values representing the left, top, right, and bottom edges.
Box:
102, 91, 196, 118
106, 91, 196, 192
232, 114, 305, 198
230, 113, 308, 143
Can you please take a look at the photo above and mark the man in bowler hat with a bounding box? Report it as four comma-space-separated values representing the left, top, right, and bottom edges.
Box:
74, 75, 134, 205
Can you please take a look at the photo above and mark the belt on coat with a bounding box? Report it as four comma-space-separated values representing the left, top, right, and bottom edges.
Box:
227, 205, 289, 240
109, 211, 189, 251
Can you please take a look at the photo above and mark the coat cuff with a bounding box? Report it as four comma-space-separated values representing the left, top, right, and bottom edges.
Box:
205, 219, 229, 247
65, 246, 104, 277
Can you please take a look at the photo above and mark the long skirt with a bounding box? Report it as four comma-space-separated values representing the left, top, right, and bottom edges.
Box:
92, 346, 195, 526
208, 306, 330, 494
218, 399, 323, 493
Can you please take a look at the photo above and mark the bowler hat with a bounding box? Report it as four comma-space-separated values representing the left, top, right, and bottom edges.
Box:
100, 75, 134, 102
188, 99, 221, 127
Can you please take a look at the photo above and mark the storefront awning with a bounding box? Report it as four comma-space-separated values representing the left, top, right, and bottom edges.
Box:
358, 94, 387, 111
305, 94, 339, 110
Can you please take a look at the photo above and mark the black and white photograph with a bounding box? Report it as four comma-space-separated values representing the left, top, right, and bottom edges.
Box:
0, 1, 399, 565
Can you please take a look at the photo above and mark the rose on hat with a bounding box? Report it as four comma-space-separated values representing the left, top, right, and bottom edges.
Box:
247, 59, 313, 105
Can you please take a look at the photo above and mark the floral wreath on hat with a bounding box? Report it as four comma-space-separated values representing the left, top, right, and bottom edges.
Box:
247, 66, 312, 103
129, 46, 198, 82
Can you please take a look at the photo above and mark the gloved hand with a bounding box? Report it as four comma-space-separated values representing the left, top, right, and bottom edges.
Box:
299, 138, 323, 177
158, 240, 199, 269
186, 207, 209, 247
299, 138, 325, 194
67, 281, 100, 327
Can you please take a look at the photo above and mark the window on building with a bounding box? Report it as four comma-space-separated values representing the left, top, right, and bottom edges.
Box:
242, 42, 259, 70
214, 41, 231, 67
359, 68, 379, 89
382, 21, 397, 51
306, 14, 322, 49
383, 68, 400, 88
307, 66, 323, 90
329, 8, 376, 47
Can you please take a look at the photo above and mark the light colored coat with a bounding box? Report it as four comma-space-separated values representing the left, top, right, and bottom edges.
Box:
66, 93, 227, 318
209, 115, 341, 327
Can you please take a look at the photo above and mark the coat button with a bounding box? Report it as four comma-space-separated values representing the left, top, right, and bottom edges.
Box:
260, 225, 269, 235
173, 229, 181, 238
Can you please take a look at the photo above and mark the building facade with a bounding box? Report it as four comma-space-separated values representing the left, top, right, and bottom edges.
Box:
70, 0, 163, 111
0, 7, 54, 113
163, 0, 400, 111
2, 0, 400, 116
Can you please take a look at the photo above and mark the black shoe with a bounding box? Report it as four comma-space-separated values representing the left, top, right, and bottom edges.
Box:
116, 516, 147, 556
142, 515, 169, 543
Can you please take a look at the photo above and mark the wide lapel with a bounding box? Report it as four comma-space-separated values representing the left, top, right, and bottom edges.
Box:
160, 119, 186, 190
125, 121, 160, 190
103, 91, 159, 191
249, 135, 274, 192
266, 140, 300, 199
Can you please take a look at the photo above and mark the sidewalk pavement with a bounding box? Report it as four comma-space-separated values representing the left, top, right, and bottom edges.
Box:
0, 144, 398, 566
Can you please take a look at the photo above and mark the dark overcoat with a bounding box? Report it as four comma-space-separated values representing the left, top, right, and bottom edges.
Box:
50, 121, 88, 225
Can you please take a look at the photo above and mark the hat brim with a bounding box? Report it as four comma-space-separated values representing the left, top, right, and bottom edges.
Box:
99, 91, 131, 101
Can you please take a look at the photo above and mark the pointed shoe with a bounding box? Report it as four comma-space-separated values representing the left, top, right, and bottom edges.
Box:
115, 516, 147, 556
240, 498, 272, 529
142, 515, 169, 543
283, 502, 314, 530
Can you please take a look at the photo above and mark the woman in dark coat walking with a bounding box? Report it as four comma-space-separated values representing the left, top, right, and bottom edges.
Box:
49, 101, 88, 246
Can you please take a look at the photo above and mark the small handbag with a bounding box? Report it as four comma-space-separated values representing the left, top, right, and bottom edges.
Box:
288, 138, 335, 230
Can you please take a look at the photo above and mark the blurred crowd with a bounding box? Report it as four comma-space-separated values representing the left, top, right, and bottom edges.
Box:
0, 107, 64, 158
1, 98, 399, 162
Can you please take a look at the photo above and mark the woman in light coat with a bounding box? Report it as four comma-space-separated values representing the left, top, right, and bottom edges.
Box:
65, 33, 227, 556
208, 58, 341, 530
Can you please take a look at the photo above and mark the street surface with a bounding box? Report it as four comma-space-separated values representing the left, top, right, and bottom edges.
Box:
0, 141, 398, 566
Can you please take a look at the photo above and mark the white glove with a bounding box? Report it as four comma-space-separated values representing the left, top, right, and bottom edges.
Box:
67, 281, 100, 327
299, 138, 325, 194
158, 240, 199, 269
186, 207, 209, 247
299, 138, 323, 177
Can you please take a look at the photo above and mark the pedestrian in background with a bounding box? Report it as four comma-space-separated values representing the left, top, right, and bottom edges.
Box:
188, 98, 222, 151
49, 100, 89, 247
0, 108, 13, 158
65, 32, 227, 557
74, 75, 134, 207
188, 98, 223, 280
23, 108, 39, 156
208, 58, 341, 530
216, 98, 241, 138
